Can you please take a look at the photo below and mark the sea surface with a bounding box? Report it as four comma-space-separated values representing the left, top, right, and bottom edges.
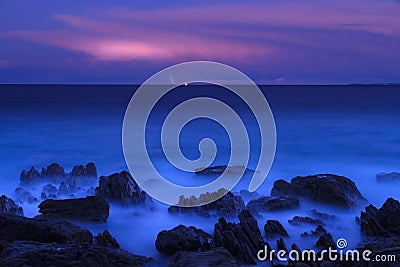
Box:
1, 84, 400, 264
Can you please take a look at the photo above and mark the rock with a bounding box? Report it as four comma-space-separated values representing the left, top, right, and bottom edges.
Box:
271, 174, 367, 209
95, 171, 149, 206
14, 187, 38, 203
155, 225, 214, 255
276, 237, 287, 252
70, 162, 97, 178
0, 240, 153, 267
169, 247, 239, 267
316, 233, 335, 250
264, 220, 289, 238
376, 172, 400, 182
41, 184, 58, 200
38, 196, 109, 223
58, 180, 78, 196
307, 209, 336, 221
20, 166, 41, 185
246, 196, 299, 214
194, 165, 255, 176
359, 197, 400, 237
214, 209, 268, 264
301, 225, 327, 237
94, 230, 120, 249
289, 216, 324, 226
67, 162, 98, 188
356, 237, 400, 266
0, 213, 93, 244
0, 195, 23, 216
168, 191, 245, 218
41, 163, 66, 179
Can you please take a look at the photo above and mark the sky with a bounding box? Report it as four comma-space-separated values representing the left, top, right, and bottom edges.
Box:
0, 0, 399, 84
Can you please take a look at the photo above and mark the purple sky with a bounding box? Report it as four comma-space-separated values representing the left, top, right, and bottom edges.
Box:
0, 0, 399, 84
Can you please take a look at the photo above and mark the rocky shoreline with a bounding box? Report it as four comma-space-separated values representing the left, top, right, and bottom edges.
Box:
0, 163, 399, 266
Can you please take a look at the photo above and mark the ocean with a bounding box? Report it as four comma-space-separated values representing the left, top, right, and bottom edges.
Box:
1, 84, 399, 264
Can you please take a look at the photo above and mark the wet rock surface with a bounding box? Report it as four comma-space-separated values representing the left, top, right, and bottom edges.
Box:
271, 174, 367, 209
0, 240, 153, 267
38, 196, 110, 223
156, 225, 214, 255
95, 171, 149, 206
169, 247, 239, 267
0, 195, 23, 216
0, 213, 93, 244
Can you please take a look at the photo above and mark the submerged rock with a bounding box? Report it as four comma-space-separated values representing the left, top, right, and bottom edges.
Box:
156, 225, 214, 255
0, 240, 153, 267
0, 213, 93, 244
288, 216, 324, 226
95, 171, 149, 206
359, 197, 400, 237
264, 220, 289, 238
168, 191, 245, 218
169, 247, 239, 267
376, 172, 400, 182
0, 195, 23, 216
38, 196, 109, 223
14, 187, 38, 203
214, 209, 268, 264
271, 174, 367, 209
94, 230, 120, 249
246, 196, 299, 214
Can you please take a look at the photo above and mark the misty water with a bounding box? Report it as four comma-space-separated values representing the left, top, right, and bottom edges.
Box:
1, 85, 399, 265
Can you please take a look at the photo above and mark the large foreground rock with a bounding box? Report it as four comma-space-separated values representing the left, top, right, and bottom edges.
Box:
156, 225, 214, 255
168, 191, 245, 218
169, 247, 239, 267
214, 209, 268, 264
0, 241, 153, 267
38, 196, 109, 223
271, 174, 367, 208
0, 213, 93, 244
0, 195, 23, 216
95, 171, 149, 206
359, 197, 400, 237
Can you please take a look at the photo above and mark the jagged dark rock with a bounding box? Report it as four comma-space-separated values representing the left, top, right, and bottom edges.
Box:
315, 233, 335, 250
41, 184, 57, 200
168, 247, 239, 267
246, 196, 299, 215
276, 237, 288, 252
0, 213, 93, 244
20, 167, 41, 185
359, 197, 400, 237
14, 187, 38, 203
95, 171, 149, 206
271, 174, 367, 209
155, 225, 214, 255
94, 230, 120, 249
41, 163, 66, 179
307, 209, 336, 221
289, 216, 324, 226
264, 220, 289, 238
301, 225, 327, 237
38, 196, 109, 223
0, 241, 153, 267
70, 162, 97, 178
0, 195, 23, 216
214, 209, 268, 264
168, 191, 245, 218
